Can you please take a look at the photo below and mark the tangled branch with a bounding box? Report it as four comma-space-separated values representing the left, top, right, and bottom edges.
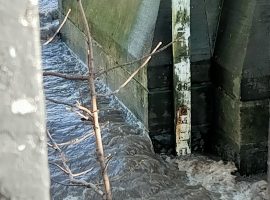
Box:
47, 131, 105, 198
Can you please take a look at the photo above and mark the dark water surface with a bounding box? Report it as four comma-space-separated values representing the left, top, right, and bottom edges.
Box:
39, 0, 267, 199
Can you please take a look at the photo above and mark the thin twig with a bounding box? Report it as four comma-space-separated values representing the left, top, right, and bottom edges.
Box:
43, 9, 72, 45
46, 97, 93, 120
49, 162, 69, 174
76, 102, 94, 116
51, 178, 82, 187
74, 110, 91, 120
43, 71, 88, 81
47, 131, 104, 197
47, 142, 53, 148
57, 132, 94, 146
73, 168, 93, 177
46, 97, 74, 107
71, 179, 104, 196
99, 42, 162, 97
96, 41, 174, 77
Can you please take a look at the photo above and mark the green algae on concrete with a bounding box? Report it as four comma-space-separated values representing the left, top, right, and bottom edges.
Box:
61, 0, 141, 59
59, 0, 161, 126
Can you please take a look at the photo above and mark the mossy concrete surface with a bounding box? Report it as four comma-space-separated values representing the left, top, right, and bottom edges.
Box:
211, 0, 270, 174
190, 0, 222, 151
59, 0, 161, 126
212, 88, 269, 174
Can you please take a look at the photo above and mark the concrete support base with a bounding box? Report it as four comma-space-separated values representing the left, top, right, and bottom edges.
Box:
212, 87, 269, 174
211, 0, 270, 174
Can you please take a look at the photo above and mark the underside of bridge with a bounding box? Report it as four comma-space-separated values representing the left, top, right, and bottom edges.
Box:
59, 0, 270, 174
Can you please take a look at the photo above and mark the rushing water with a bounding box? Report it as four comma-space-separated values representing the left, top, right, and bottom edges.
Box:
40, 1, 268, 199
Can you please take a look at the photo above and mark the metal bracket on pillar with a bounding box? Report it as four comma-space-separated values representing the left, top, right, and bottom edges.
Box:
172, 0, 191, 156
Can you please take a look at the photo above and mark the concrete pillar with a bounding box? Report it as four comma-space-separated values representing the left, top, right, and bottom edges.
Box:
0, 0, 50, 199
190, 0, 222, 151
172, 0, 192, 155
212, 0, 270, 174
147, 0, 174, 153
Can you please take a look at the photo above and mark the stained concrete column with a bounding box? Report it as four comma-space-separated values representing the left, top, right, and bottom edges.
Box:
211, 0, 270, 174
190, 0, 222, 151
147, 0, 174, 153
0, 0, 50, 199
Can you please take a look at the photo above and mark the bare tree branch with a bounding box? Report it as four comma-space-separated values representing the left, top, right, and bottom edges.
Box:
46, 97, 93, 121
46, 97, 74, 107
96, 40, 174, 77
74, 110, 92, 121
73, 168, 93, 177
57, 132, 94, 146
77, 0, 112, 199
47, 131, 105, 198
99, 42, 162, 97
76, 102, 94, 116
43, 71, 88, 81
71, 179, 104, 196
51, 178, 83, 187
43, 9, 71, 45
49, 162, 70, 174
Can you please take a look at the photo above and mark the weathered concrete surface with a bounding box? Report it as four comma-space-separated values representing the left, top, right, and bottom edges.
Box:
172, 0, 192, 156
147, 0, 174, 152
0, 0, 50, 199
59, 0, 161, 128
59, 0, 185, 153
190, 0, 222, 151
211, 0, 270, 174
58, 0, 223, 154
212, 88, 269, 174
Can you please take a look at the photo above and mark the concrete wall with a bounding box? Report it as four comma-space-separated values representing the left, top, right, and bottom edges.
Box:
190, 0, 223, 151
0, 0, 50, 199
59, 0, 179, 153
59, 0, 270, 174
59, 0, 161, 128
211, 0, 270, 174
147, 0, 174, 152
59, 0, 224, 154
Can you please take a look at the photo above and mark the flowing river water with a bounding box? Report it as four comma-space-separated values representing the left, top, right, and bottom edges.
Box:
39, 0, 268, 199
